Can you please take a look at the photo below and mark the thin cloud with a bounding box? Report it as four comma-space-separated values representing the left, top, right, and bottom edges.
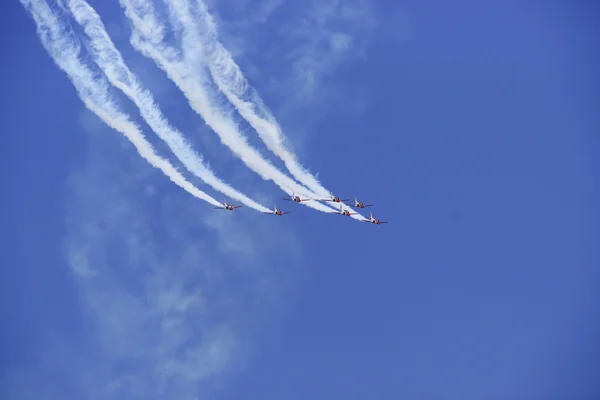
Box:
284, 0, 378, 102
15, 106, 302, 399
204, 0, 377, 104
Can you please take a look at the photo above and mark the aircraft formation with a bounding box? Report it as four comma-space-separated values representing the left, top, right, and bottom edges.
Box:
216, 193, 389, 225
21, 0, 390, 227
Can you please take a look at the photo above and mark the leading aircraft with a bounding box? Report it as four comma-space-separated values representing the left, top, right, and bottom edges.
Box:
214, 201, 243, 211
362, 212, 388, 225
263, 204, 292, 216
330, 204, 358, 217
283, 191, 311, 203
346, 197, 373, 208
321, 194, 350, 203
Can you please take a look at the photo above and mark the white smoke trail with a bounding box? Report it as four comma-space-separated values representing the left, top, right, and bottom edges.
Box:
20, 0, 223, 208
119, 0, 339, 215
62, 0, 269, 213
189, 0, 329, 197
169, 0, 367, 221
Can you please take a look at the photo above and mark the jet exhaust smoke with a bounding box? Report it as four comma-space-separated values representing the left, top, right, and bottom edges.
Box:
167, 0, 367, 221
119, 0, 341, 215
63, 0, 270, 213
20, 0, 223, 208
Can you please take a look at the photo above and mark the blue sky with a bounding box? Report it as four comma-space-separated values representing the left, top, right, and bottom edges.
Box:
1, 0, 598, 399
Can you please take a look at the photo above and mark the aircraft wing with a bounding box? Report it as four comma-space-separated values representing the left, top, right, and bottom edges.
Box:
282, 197, 292, 201
214, 206, 225, 209
263, 212, 274, 214
282, 211, 292, 215
232, 206, 243, 209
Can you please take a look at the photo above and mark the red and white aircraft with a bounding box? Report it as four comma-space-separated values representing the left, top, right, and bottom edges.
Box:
362, 212, 388, 225
321, 194, 350, 203
263, 204, 292, 216
346, 197, 373, 208
330, 204, 358, 217
214, 201, 243, 211
283, 191, 311, 203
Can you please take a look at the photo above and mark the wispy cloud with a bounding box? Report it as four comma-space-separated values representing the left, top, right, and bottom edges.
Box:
204, 0, 377, 105
284, 0, 377, 102
203, 0, 286, 26
3, 99, 302, 400
69, 141, 300, 398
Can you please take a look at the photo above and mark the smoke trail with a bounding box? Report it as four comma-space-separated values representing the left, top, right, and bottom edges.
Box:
20, 0, 222, 208
169, 0, 367, 221
189, 0, 330, 197
62, 0, 269, 213
119, 0, 339, 215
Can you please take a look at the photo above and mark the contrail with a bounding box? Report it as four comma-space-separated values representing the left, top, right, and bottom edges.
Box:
168, 0, 367, 221
119, 0, 339, 215
188, 0, 330, 197
20, 0, 223, 208
61, 0, 270, 213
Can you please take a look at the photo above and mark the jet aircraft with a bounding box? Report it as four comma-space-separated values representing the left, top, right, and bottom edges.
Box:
263, 204, 292, 216
330, 204, 358, 217
362, 212, 388, 225
346, 197, 373, 208
321, 194, 350, 203
283, 191, 311, 203
215, 201, 243, 211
